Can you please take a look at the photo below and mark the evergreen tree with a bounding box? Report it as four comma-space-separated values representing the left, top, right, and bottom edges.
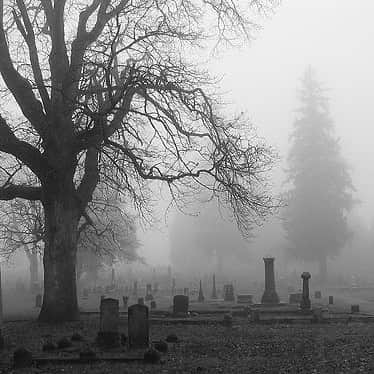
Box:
283, 68, 354, 282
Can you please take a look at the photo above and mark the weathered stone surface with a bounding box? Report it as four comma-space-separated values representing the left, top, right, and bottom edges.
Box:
261, 257, 280, 305
351, 304, 360, 313
98, 298, 120, 347
300, 272, 311, 310
173, 295, 189, 315
13, 347, 32, 368
197, 280, 204, 302
223, 284, 235, 302
128, 304, 149, 349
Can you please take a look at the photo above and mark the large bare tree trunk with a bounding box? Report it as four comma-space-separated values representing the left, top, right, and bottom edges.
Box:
38, 177, 80, 323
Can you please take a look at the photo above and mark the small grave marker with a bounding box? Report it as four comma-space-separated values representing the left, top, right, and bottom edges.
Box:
197, 280, 204, 302
138, 297, 144, 305
97, 298, 120, 347
351, 304, 360, 313
223, 284, 235, 302
128, 304, 149, 349
173, 295, 189, 316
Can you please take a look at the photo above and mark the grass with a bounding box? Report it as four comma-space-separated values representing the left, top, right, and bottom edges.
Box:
1, 317, 374, 373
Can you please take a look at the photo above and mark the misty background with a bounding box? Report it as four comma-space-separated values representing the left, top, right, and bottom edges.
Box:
140, 0, 374, 277
4, 0, 374, 289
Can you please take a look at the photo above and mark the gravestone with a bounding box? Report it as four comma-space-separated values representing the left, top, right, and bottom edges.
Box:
128, 304, 149, 349
173, 295, 189, 316
145, 284, 153, 301
138, 297, 144, 305
314, 290, 322, 299
97, 298, 120, 347
261, 257, 280, 304
35, 294, 42, 308
122, 296, 128, 308
300, 272, 311, 310
236, 294, 253, 304
197, 280, 204, 302
329, 296, 334, 305
223, 284, 235, 302
211, 274, 217, 299
289, 293, 302, 304
351, 304, 360, 313
82, 288, 89, 299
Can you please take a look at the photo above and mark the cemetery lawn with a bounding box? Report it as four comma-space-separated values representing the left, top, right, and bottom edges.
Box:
2, 318, 374, 373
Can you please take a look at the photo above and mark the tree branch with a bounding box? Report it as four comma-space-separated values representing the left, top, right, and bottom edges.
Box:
0, 184, 42, 201
0, 114, 46, 178
76, 146, 99, 211
0, 3, 47, 138
14, 0, 50, 112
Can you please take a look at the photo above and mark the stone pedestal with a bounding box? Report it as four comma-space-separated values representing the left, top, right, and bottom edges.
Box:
300, 272, 311, 310
261, 257, 279, 304
145, 283, 153, 301
173, 295, 189, 316
211, 274, 217, 299
97, 298, 120, 347
197, 280, 204, 302
128, 304, 149, 349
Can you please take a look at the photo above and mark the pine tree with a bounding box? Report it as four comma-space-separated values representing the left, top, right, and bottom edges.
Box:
283, 67, 354, 282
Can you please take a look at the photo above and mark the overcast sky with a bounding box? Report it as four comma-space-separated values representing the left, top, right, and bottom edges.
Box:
140, 0, 374, 265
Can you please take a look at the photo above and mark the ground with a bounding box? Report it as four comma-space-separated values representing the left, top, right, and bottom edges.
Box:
2, 317, 374, 373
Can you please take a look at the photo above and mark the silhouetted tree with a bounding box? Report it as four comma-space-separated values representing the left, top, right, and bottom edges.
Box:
283, 68, 354, 282
0, 0, 278, 321
169, 201, 252, 276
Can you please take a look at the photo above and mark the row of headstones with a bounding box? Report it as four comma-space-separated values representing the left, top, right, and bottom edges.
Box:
82, 282, 160, 298
100, 297, 149, 348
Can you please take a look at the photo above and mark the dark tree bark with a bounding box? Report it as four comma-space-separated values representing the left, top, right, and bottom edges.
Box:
38, 173, 80, 322
0, 0, 278, 323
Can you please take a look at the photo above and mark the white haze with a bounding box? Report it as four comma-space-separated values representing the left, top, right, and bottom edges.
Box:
139, 0, 374, 267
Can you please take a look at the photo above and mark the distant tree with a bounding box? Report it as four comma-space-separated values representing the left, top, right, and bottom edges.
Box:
0, 198, 43, 291
283, 67, 354, 282
169, 201, 251, 276
0, 187, 140, 289
77, 196, 140, 285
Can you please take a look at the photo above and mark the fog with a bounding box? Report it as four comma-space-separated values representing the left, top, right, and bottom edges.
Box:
3, 0, 374, 292
135, 0, 374, 282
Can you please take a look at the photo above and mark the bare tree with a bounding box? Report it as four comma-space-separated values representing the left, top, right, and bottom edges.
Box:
0, 197, 43, 291
0, 0, 278, 321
